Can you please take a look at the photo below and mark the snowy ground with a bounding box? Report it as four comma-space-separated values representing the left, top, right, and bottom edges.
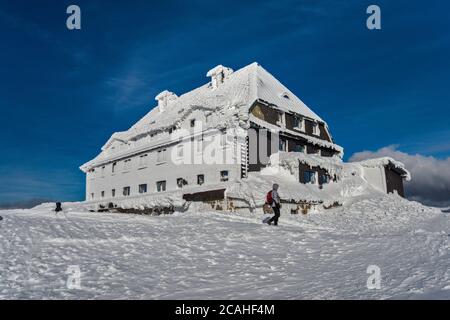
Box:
0, 196, 449, 300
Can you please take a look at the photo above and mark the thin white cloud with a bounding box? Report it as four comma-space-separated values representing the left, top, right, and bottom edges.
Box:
349, 146, 450, 207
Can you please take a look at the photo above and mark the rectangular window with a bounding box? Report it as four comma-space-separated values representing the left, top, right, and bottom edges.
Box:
190, 119, 196, 127
220, 170, 229, 182
303, 171, 316, 184
294, 116, 304, 130
123, 186, 130, 196
112, 162, 117, 173
138, 184, 147, 194
277, 112, 285, 127
91, 193, 94, 200
312, 123, 320, 135
139, 154, 148, 167
156, 181, 166, 192
319, 174, 330, 185
293, 143, 305, 153
279, 139, 287, 151
176, 178, 184, 189
157, 149, 167, 163
101, 166, 105, 177
112, 189, 116, 197
197, 174, 205, 185
101, 191, 105, 198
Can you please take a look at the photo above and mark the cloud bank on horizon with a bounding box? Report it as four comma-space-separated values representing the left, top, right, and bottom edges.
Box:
350, 146, 450, 207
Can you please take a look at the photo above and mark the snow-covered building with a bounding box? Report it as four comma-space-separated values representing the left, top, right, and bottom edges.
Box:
80, 63, 407, 209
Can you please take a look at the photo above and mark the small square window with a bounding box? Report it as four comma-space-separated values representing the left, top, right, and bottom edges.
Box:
139, 184, 147, 194
303, 171, 316, 184
197, 174, 205, 185
220, 170, 229, 182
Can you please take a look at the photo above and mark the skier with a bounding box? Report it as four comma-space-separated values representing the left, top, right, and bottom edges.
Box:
265, 183, 281, 226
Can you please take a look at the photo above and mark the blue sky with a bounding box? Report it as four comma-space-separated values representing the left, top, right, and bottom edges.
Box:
0, 0, 449, 205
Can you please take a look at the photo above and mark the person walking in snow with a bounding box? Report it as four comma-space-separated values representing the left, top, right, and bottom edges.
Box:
267, 183, 281, 226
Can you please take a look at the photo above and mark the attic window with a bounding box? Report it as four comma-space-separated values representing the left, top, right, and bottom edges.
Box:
281, 92, 290, 100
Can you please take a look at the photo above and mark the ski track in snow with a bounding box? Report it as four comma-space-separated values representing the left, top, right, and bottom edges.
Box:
0, 203, 449, 299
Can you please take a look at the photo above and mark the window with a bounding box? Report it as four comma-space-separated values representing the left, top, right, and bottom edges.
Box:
319, 174, 330, 185
123, 159, 132, 171
220, 170, 229, 182
123, 186, 130, 196
312, 123, 320, 135
303, 171, 316, 184
139, 154, 148, 167
139, 184, 147, 194
91, 193, 94, 200
277, 112, 285, 126
111, 189, 116, 197
294, 116, 304, 130
279, 139, 287, 151
197, 174, 205, 185
293, 143, 305, 153
112, 162, 117, 173
157, 149, 167, 163
156, 181, 166, 192
101, 191, 105, 198
176, 178, 186, 189
190, 119, 196, 127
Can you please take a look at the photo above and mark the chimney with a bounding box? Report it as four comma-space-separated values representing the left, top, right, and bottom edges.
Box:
155, 90, 177, 113
206, 65, 233, 89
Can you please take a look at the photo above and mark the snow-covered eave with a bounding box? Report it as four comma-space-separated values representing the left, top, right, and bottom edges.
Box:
255, 99, 327, 127
358, 157, 411, 181
249, 115, 344, 157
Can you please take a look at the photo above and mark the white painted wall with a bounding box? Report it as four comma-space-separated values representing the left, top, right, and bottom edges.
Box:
86, 129, 243, 202
362, 166, 387, 193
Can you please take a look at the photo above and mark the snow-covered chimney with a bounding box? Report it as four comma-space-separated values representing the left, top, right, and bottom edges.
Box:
155, 90, 177, 113
206, 65, 233, 89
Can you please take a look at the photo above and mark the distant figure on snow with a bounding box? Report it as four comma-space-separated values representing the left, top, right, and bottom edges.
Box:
265, 183, 281, 226
55, 202, 62, 213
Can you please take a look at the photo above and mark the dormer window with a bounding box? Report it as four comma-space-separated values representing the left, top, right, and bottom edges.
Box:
281, 92, 290, 100
312, 123, 320, 135
294, 116, 304, 131
276, 112, 285, 127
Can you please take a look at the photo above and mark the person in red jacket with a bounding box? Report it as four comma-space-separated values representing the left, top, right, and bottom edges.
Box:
266, 183, 281, 226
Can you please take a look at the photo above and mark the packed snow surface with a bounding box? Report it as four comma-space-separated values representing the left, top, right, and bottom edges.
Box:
1, 195, 449, 300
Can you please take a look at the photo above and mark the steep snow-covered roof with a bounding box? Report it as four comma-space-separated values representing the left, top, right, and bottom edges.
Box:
82, 63, 331, 170
103, 63, 324, 149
